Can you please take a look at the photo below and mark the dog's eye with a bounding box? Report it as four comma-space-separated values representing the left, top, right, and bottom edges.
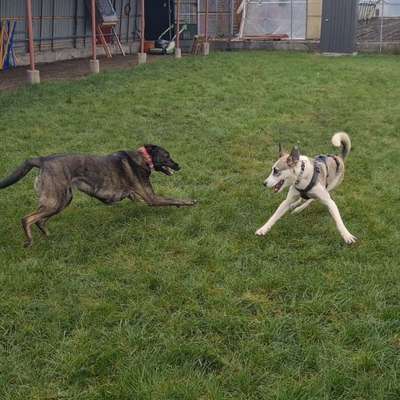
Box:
273, 168, 280, 176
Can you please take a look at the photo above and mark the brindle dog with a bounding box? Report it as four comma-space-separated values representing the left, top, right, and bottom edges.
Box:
0, 145, 196, 247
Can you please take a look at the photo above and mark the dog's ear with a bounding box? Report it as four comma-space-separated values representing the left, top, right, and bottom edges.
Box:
287, 146, 300, 166
144, 144, 158, 157
278, 142, 284, 158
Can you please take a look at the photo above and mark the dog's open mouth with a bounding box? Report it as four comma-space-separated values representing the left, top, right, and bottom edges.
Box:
273, 179, 285, 193
162, 166, 175, 176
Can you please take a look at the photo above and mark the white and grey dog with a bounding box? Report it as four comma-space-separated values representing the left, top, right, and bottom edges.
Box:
256, 132, 357, 244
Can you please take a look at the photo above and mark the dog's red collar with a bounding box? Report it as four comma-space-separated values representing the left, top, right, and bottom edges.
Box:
138, 147, 154, 170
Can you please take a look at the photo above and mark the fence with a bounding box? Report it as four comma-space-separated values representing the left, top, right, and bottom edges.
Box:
357, 0, 400, 49
0, 0, 138, 55
2, 0, 400, 58
198, 0, 234, 38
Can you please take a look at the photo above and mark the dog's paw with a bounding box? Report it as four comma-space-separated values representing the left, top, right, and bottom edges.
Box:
343, 233, 357, 245
255, 227, 268, 236
23, 240, 33, 248
177, 199, 197, 207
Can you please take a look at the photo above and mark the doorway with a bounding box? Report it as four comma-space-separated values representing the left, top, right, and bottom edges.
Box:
320, 0, 358, 53
145, 0, 174, 40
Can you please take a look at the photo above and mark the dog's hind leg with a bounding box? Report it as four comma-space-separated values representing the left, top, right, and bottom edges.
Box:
22, 186, 73, 247
291, 170, 344, 215
36, 218, 50, 237
291, 199, 314, 214
289, 198, 303, 211
316, 188, 357, 244
22, 208, 59, 247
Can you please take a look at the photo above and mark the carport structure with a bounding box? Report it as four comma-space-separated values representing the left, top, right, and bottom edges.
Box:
19, 0, 143, 84
3, 0, 207, 84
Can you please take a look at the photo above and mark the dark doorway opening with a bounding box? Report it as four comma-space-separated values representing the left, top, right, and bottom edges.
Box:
145, 0, 174, 40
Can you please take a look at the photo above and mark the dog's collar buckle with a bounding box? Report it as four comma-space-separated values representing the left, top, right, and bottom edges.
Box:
138, 147, 154, 170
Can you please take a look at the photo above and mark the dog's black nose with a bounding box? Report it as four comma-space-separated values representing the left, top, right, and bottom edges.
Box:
263, 182, 267, 187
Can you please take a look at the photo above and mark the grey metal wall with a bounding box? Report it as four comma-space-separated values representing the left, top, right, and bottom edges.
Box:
0, 0, 138, 55
0, 0, 26, 53
320, 0, 358, 53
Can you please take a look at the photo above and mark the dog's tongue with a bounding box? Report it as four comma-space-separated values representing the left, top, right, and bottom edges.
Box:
273, 180, 284, 193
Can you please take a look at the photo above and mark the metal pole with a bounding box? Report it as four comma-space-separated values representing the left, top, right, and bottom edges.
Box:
51, 0, 55, 51
39, 0, 44, 51
126, 1, 131, 43
26, 0, 35, 70
91, 0, 96, 60
140, 0, 145, 53
203, 0, 210, 55
176, 0, 180, 49
290, 0, 293, 40
73, 0, 78, 48
230, 0, 234, 37
205, 0, 209, 41
379, 0, 384, 53
119, 0, 123, 41
305, 0, 308, 39
137, 0, 147, 63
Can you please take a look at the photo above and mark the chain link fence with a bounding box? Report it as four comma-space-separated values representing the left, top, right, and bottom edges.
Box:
357, 0, 400, 50
2, 0, 400, 58
0, 0, 137, 56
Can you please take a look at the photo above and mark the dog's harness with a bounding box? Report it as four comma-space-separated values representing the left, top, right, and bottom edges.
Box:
138, 147, 154, 170
295, 155, 341, 200
315, 154, 341, 175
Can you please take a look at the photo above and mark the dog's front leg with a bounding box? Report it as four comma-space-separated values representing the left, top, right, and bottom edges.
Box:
256, 189, 299, 236
146, 195, 197, 207
255, 200, 291, 236
317, 188, 357, 244
132, 181, 196, 207
135, 189, 196, 207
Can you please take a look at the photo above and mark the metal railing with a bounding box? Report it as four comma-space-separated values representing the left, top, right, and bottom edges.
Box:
359, 1, 380, 22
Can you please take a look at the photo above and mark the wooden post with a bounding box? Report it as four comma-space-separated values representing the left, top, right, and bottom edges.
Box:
138, 0, 147, 63
175, 0, 182, 58
90, 0, 99, 73
26, 0, 40, 83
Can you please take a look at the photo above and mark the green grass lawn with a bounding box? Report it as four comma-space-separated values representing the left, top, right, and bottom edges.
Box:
0, 51, 399, 400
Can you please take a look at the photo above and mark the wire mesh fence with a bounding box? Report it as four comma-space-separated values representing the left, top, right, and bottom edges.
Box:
0, 0, 137, 55
1, 0, 400, 58
197, 0, 234, 38
357, 0, 400, 49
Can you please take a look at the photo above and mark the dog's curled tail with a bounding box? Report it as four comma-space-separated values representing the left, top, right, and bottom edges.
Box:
332, 132, 351, 160
0, 158, 41, 189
